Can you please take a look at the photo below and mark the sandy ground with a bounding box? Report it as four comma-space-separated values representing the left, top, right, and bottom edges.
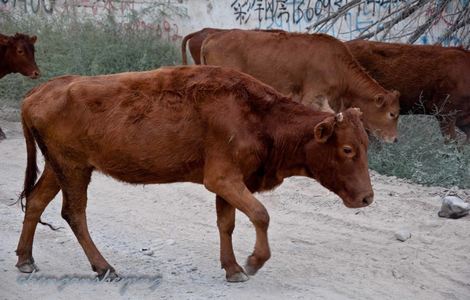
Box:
0, 119, 469, 300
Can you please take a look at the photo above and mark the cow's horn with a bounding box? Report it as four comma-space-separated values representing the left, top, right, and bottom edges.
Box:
336, 112, 344, 122
352, 107, 363, 116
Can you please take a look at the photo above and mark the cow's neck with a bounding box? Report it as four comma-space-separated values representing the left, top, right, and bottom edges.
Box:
339, 63, 386, 108
262, 100, 325, 183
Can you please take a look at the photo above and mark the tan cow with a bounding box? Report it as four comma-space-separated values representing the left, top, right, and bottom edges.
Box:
16, 66, 373, 282
201, 29, 400, 143
347, 40, 470, 142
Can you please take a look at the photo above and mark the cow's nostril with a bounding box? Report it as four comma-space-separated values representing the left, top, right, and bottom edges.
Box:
393, 137, 398, 143
362, 194, 374, 206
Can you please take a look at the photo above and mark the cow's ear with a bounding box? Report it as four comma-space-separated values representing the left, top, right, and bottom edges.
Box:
29, 35, 37, 44
375, 94, 385, 107
314, 116, 335, 143
0, 35, 8, 46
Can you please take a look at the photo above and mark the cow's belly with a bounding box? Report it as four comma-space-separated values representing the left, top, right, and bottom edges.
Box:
95, 158, 205, 185
86, 135, 206, 185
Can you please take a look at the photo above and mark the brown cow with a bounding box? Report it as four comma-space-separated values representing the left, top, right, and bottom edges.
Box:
346, 40, 470, 142
16, 66, 373, 282
0, 33, 40, 79
0, 33, 40, 140
201, 29, 401, 143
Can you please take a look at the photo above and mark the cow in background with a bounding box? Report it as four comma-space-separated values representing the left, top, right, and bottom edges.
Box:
347, 40, 470, 142
201, 29, 400, 143
0, 33, 40, 79
0, 33, 40, 140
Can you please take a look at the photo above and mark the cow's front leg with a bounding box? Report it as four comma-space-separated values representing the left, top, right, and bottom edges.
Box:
215, 195, 248, 282
205, 165, 271, 281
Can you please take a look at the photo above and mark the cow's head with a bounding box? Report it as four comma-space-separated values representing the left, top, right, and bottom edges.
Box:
359, 90, 400, 143
0, 33, 40, 79
305, 108, 374, 208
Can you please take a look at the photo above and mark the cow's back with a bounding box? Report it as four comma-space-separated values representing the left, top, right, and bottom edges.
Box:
23, 69, 212, 181
202, 30, 348, 98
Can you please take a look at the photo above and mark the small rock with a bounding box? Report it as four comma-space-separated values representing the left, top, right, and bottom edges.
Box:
0, 127, 6, 140
166, 239, 175, 246
438, 196, 470, 219
392, 269, 403, 279
395, 229, 411, 242
140, 248, 154, 256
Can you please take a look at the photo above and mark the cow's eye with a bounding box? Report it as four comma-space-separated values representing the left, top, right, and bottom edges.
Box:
389, 112, 397, 119
343, 145, 353, 155
17, 49, 24, 55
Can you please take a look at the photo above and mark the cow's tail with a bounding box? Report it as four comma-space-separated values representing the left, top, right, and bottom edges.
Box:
18, 115, 59, 231
200, 42, 208, 65
181, 31, 198, 65
19, 115, 38, 205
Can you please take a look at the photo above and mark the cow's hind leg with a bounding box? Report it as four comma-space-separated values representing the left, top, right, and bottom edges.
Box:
16, 163, 60, 273
59, 168, 117, 279
216, 196, 248, 282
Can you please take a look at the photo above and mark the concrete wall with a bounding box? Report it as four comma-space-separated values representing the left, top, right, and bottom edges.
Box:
0, 0, 467, 46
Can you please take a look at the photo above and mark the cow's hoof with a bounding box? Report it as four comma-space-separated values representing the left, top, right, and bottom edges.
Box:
97, 269, 119, 281
226, 271, 249, 282
16, 259, 39, 273
244, 263, 259, 276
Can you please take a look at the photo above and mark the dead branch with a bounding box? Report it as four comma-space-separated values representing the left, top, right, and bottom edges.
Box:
407, 0, 452, 44
304, 0, 468, 48
358, 0, 430, 40
436, 4, 470, 46
306, 0, 361, 32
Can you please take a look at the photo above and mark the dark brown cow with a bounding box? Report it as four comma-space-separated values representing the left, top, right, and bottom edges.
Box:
0, 33, 40, 79
0, 33, 40, 140
347, 40, 470, 142
16, 66, 373, 282
201, 29, 401, 143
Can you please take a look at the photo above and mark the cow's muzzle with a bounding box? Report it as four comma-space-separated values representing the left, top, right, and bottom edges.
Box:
29, 70, 40, 79
343, 191, 374, 208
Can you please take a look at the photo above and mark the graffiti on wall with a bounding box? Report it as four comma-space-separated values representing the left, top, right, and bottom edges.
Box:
0, 0, 55, 14
229, 0, 467, 46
